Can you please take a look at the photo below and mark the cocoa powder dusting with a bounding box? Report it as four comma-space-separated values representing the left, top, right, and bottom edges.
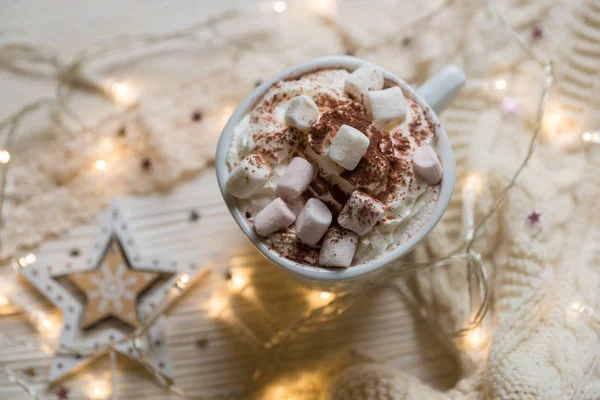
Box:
407, 100, 434, 143
308, 175, 329, 197
392, 128, 411, 155
313, 93, 348, 110
329, 183, 350, 206
268, 230, 320, 266
340, 191, 383, 227
308, 102, 371, 154
342, 125, 390, 193
303, 176, 344, 219
376, 156, 413, 204
252, 127, 303, 163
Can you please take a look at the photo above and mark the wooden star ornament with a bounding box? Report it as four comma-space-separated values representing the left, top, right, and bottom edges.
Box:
69, 240, 159, 329
20, 200, 210, 382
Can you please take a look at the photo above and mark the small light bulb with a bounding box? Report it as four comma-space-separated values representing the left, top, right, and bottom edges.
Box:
274, 1, 287, 13
41, 343, 54, 354
208, 294, 227, 317
570, 302, 585, 313
582, 131, 600, 143
231, 275, 246, 291
112, 82, 130, 98
465, 327, 485, 348
220, 105, 235, 126
463, 173, 482, 195
95, 160, 107, 171
176, 273, 190, 289
542, 111, 564, 136
495, 79, 507, 90
0, 295, 9, 307
310, 0, 336, 14
32, 311, 54, 332
107, 81, 137, 105
0, 150, 10, 164
92, 387, 103, 399
38, 317, 53, 332
25, 253, 36, 264
308, 290, 335, 307
18, 257, 28, 268
88, 380, 111, 400
114, 83, 129, 97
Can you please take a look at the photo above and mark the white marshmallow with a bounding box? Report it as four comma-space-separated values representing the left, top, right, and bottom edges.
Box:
295, 198, 332, 245
226, 154, 271, 199
285, 95, 319, 130
413, 145, 443, 185
276, 157, 316, 200
338, 191, 385, 236
254, 198, 296, 237
328, 124, 370, 170
365, 86, 407, 123
344, 66, 384, 103
319, 227, 358, 268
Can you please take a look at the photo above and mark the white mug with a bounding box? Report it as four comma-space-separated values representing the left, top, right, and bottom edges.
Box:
216, 56, 465, 292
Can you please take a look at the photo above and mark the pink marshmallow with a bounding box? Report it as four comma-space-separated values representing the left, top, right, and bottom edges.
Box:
319, 227, 358, 268
295, 198, 333, 245
254, 198, 296, 237
338, 191, 385, 236
413, 145, 443, 185
276, 157, 316, 200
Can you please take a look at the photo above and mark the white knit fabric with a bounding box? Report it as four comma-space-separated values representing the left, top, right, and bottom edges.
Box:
318, 0, 600, 398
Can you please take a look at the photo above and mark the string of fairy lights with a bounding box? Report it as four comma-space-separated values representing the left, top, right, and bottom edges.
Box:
0, 0, 598, 399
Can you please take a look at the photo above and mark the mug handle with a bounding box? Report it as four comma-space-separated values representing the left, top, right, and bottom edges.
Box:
416, 65, 466, 114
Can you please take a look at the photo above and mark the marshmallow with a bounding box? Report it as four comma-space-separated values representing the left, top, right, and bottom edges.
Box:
295, 198, 333, 245
254, 198, 296, 237
319, 227, 358, 268
276, 157, 316, 200
338, 191, 385, 236
365, 86, 407, 123
285, 95, 319, 130
413, 145, 443, 185
344, 66, 384, 102
226, 154, 271, 199
328, 124, 370, 170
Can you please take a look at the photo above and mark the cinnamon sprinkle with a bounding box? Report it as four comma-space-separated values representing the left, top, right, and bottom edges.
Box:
267, 230, 320, 266
342, 124, 390, 194
308, 102, 371, 154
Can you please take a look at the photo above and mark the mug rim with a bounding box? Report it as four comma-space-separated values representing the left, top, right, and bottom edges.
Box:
215, 55, 456, 283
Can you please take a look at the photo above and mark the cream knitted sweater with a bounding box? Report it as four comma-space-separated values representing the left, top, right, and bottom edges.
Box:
321, 0, 600, 399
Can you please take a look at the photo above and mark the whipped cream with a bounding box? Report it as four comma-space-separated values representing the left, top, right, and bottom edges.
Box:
226, 68, 440, 267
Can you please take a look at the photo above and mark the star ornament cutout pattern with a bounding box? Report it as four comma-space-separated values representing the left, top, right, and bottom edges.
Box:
21, 200, 210, 382
69, 241, 159, 329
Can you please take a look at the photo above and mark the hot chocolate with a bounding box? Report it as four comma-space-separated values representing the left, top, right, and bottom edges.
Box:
225, 66, 442, 268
